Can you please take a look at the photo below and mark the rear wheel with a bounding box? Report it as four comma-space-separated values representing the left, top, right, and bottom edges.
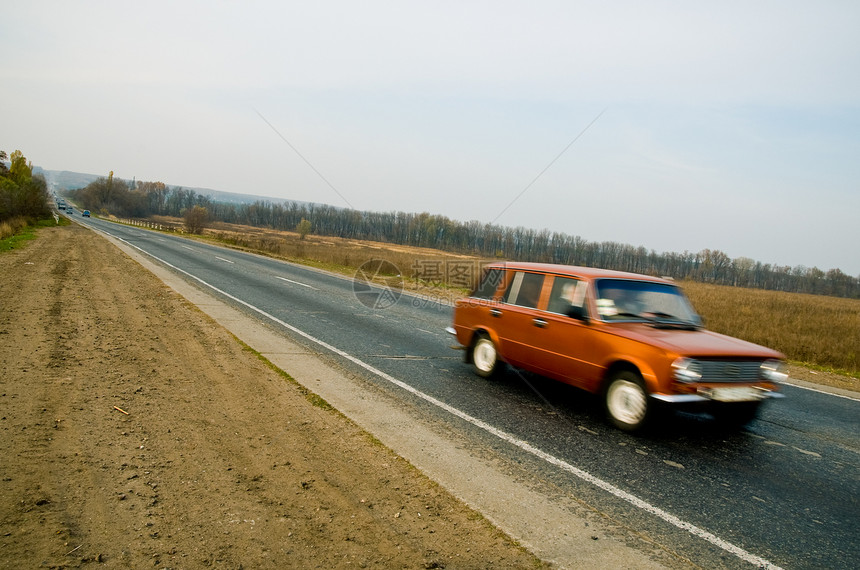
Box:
605, 371, 650, 432
471, 333, 500, 378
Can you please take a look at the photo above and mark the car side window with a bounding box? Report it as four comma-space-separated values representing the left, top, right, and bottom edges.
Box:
471, 268, 505, 300
547, 277, 588, 316
503, 271, 545, 309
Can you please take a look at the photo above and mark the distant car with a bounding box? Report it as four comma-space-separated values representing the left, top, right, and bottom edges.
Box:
67, 208, 73, 215
447, 262, 787, 432
82, 210, 91, 217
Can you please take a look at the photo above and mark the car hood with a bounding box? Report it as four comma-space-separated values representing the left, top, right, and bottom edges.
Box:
608, 323, 784, 359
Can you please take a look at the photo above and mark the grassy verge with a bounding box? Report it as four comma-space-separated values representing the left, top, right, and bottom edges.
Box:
0, 216, 69, 252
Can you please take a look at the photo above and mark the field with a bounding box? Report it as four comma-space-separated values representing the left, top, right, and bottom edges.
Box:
127, 216, 860, 387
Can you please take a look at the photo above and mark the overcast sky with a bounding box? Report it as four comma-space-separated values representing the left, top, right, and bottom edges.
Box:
3, 1, 858, 275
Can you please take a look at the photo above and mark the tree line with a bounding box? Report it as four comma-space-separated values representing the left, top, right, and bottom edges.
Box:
67, 176, 859, 299
0, 150, 52, 222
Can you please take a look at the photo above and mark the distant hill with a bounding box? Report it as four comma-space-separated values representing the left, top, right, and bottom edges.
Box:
35, 168, 100, 190
36, 167, 310, 207
200, 187, 311, 207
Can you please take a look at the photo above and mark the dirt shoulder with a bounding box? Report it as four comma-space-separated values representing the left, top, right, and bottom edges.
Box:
0, 224, 545, 568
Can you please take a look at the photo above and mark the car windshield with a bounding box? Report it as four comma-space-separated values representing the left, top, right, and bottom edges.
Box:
594, 278, 701, 326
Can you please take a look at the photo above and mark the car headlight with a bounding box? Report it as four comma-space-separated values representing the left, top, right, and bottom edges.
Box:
760, 360, 788, 383
672, 357, 702, 383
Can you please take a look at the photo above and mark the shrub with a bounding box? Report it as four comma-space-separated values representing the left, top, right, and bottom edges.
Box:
183, 206, 210, 234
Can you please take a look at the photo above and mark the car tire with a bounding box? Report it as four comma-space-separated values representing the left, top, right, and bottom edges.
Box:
605, 371, 651, 432
471, 333, 500, 379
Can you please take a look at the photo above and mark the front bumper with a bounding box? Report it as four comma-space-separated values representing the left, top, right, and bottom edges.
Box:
652, 389, 785, 404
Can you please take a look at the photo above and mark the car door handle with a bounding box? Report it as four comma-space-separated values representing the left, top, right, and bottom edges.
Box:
489, 308, 503, 318
532, 318, 547, 328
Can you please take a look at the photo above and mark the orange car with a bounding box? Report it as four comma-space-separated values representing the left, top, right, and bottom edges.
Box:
446, 262, 786, 431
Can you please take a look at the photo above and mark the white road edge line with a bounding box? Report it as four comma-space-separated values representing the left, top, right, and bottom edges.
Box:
109, 230, 783, 570
784, 381, 860, 402
276, 276, 318, 290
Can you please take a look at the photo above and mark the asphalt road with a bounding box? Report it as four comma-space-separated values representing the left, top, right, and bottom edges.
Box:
75, 215, 859, 569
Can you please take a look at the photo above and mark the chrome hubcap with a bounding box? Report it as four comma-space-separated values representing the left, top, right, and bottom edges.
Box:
473, 340, 496, 373
607, 380, 647, 425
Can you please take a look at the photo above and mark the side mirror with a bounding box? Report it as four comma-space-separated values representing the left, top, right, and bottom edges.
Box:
566, 304, 589, 322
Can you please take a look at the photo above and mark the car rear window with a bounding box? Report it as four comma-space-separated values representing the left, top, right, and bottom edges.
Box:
503, 271, 545, 308
471, 268, 505, 300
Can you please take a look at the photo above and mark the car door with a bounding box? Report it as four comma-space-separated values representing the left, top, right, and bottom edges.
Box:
531, 276, 602, 389
491, 270, 550, 370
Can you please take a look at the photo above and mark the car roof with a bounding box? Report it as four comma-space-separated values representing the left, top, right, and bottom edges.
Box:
483, 262, 676, 284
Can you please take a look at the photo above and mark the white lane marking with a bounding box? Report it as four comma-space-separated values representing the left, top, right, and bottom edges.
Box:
784, 381, 860, 402
107, 232, 783, 570
276, 276, 318, 290
794, 447, 822, 458
215, 256, 234, 264
181, 245, 194, 251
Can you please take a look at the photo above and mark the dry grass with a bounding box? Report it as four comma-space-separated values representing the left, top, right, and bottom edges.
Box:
206, 222, 472, 268
683, 281, 859, 377
0, 217, 28, 239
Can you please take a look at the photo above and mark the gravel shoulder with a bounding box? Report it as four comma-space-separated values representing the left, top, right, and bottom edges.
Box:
0, 224, 546, 568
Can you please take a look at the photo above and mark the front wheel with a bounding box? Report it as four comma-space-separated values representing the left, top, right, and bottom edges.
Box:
605, 371, 651, 432
470, 333, 501, 378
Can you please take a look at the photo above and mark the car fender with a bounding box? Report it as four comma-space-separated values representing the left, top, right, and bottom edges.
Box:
600, 352, 661, 395
469, 326, 503, 352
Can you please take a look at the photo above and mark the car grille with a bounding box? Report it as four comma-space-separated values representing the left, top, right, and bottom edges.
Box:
697, 360, 763, 383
